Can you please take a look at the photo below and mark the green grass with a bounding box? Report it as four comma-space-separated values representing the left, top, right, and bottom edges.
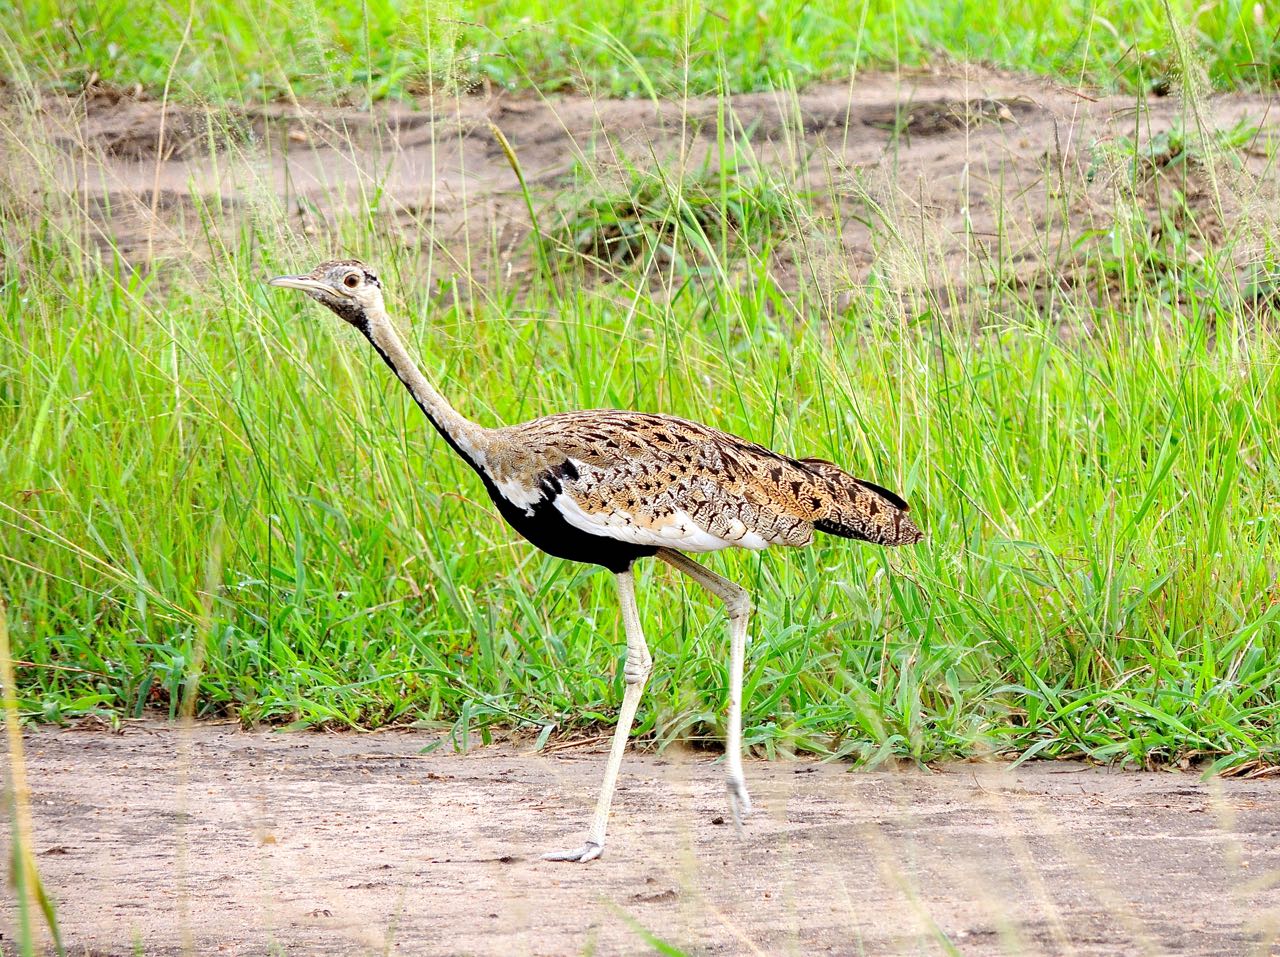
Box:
5, 0, 1280, 103
545, 147, 809, 269
1, 78, 1278, 771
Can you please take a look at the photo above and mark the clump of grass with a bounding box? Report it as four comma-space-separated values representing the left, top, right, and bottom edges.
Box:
1088, 118, 1262, 183
546, 150, 809, 270
1000, 116, 1274, 312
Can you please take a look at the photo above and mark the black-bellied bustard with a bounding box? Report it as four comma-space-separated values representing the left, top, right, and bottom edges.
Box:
268, 260, 923, 863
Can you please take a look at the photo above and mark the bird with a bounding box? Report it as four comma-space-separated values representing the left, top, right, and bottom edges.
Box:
267, 259, 923, 863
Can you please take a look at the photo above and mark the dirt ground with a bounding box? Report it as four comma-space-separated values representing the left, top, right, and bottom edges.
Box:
18, 67, 1280, 303
6, 721, 1280, 956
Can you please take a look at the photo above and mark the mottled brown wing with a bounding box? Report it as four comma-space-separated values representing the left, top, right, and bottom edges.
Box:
487, 410, 921, 552
795, 458, 923, 546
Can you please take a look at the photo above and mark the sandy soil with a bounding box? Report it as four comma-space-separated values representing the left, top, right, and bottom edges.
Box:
5, 721, 1280, 956
16, 68, 1279, 303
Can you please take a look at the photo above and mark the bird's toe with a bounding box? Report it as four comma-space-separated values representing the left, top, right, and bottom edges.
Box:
542, 840, 604, 863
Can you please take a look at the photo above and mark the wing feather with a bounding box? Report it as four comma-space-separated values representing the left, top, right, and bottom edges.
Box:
486, 410, 919, 552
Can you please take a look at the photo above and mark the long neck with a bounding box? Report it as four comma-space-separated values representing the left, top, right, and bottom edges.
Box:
359, 311, 492, 471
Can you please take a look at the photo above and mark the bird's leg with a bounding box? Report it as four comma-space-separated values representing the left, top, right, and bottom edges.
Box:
656, 548, 753, 829
543, 568, 651, 863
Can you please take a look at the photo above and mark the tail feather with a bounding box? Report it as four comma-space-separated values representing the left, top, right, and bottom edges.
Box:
796, 457, 923, 546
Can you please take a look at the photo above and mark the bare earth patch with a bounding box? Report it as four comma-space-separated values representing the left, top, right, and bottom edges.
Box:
6, 721, 1280, 955
19, 68, 1280, 304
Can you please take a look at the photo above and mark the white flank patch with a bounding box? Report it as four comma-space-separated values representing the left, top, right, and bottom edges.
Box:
734, 530, 771, 550
494, 476, 546, 512
553, 495, 767, 553
715, 515, 771, 549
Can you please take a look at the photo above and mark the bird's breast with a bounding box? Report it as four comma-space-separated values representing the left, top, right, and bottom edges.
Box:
477, 462, 656, 573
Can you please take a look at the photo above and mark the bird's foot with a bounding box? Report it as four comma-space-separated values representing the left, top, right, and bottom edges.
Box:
727, 775, 753, 835
542, 840, 604, 863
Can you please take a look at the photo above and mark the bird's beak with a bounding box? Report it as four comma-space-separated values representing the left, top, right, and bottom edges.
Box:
267, 275, 332, 294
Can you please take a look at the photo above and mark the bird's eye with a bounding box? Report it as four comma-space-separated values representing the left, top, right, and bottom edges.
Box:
343, 274, 360, 289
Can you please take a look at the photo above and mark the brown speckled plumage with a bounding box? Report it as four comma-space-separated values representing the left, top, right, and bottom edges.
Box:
487, 409, 922, 552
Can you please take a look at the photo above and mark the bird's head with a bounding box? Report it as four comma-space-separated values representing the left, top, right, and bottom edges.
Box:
267, 259, 385, 328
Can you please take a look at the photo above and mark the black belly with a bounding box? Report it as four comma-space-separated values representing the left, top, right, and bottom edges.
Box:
480, 476, 656, 574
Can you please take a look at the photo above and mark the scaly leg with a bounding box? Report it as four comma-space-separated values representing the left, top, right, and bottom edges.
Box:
656, 548, 753, 828
544, 568, 651, 863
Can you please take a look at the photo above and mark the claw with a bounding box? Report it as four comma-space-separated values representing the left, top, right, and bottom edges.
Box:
727, 776, 753, 835
542, 840, 604, 863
